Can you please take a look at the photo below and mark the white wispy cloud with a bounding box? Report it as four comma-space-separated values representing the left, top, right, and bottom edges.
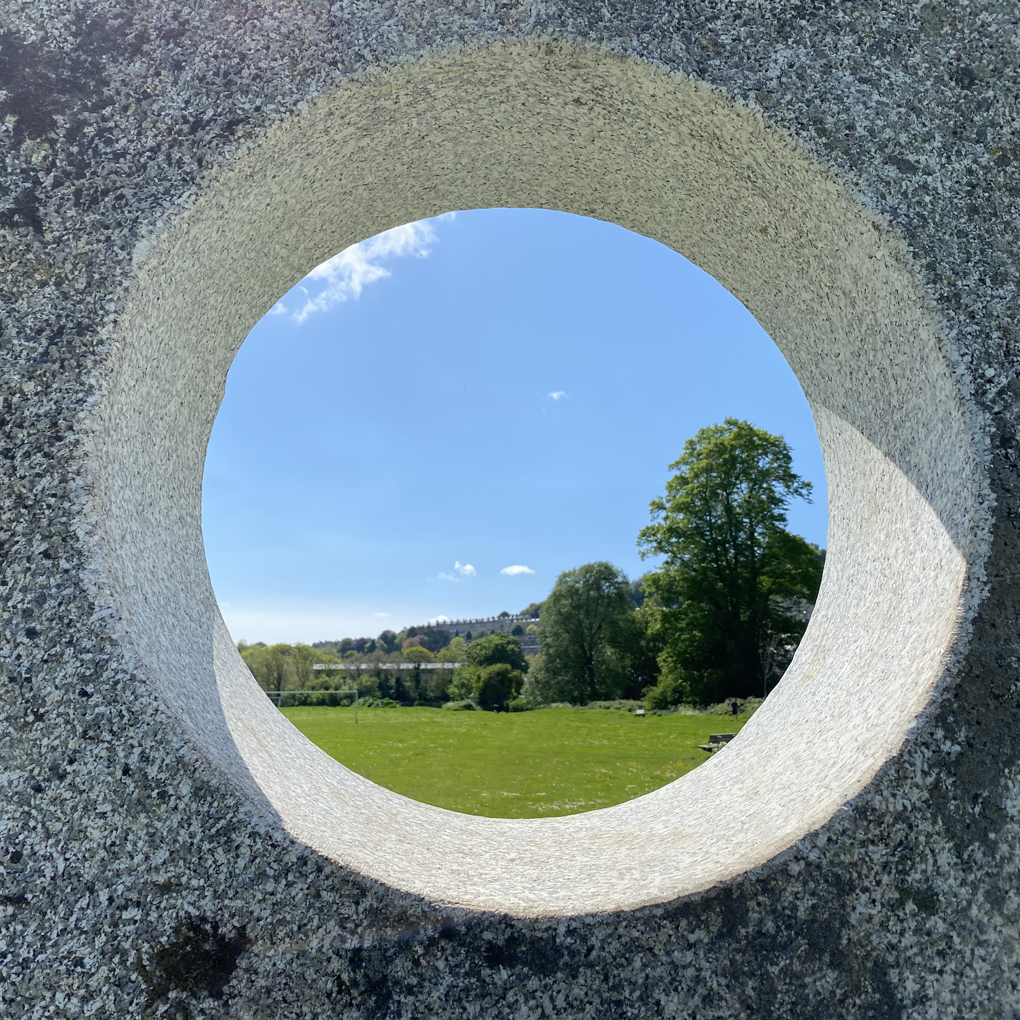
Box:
439, 561, 476, 581
268, 302, 287, 316
429, 615, 450, 624
500, 565, 535, 576
372, 611, 390, 617
291, 219, 439, 323
547, 391, 567, 400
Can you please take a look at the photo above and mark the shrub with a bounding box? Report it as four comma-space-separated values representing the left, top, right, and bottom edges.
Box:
704, 696, 763, 716
642, 697, 763, 716
442, 699, 477, 711
644, 675, 685, 710
448, 635, 529, 706
476, 663, 525, 710
447, 670, 477, 702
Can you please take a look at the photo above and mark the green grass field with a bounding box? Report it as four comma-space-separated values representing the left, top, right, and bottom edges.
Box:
280, 705, 748, 817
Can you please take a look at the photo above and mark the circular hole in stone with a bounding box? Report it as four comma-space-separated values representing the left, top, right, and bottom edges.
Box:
93, 43, 979, 915
203, 207, 829, 819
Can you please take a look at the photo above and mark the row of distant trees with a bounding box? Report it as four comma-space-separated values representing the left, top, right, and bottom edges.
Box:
240, 420, 824, 707
310, 620, 523, 659
238, 632, 529, 709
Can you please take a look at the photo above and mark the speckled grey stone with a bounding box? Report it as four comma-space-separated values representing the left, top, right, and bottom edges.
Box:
2, 2, 1019, 1018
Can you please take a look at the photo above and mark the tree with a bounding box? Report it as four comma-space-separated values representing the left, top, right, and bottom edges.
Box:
448, 633, 528, 704
625, 609, 666, 699
402, 645, 435, 703
403, 646, 434, 664
436, 636, 465, 663
638, 419, 824, 705
476, 663, 524, 709
465, 632, 529, 673
238, 642, 353, 704
534, 562, 636, 704
419, 628, 451, 653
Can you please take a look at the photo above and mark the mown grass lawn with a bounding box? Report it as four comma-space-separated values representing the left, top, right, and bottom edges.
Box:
280, 705, 749, 818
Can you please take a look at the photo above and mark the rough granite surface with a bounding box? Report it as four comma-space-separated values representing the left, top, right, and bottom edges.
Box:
1, 1, 1020, 1018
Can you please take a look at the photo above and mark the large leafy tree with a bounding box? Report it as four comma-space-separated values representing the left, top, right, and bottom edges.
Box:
638, 419, 823, 705
533, 562, 637, 704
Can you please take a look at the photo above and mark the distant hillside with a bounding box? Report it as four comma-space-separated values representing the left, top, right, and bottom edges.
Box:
311, 605, 543, 658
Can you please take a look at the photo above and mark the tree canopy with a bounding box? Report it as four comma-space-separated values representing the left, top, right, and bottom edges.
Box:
459, 632, 526, 672
529, 562, 639, 704
449, 633, 528, 706
403, 646, 435, 665
638, 419, 823, 705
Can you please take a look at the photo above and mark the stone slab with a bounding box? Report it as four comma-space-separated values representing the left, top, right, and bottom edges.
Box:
2, 2, 1019, 1017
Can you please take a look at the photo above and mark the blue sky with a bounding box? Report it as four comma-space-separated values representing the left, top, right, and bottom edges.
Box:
202, 208, 827, 645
